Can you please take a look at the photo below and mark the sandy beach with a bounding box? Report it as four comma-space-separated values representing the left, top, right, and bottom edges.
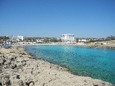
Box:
0, 46, 113, 86
60, 40, 115, 49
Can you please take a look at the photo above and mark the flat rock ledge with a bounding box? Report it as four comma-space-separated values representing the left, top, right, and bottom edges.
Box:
0, 46, 113, 86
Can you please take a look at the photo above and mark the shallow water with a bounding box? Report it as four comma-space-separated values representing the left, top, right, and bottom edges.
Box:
25, 45, 115, 84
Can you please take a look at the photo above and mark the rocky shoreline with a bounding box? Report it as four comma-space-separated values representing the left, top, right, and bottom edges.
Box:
0, 46, 113, 86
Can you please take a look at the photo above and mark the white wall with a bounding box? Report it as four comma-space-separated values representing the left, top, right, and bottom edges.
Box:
61, 34, 75, 43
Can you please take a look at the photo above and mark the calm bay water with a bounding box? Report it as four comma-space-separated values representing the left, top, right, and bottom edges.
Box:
25, 45, 115, 84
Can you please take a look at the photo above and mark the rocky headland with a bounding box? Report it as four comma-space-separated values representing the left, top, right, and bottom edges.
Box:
79, 40, 115, 49
0, 46, 113, 86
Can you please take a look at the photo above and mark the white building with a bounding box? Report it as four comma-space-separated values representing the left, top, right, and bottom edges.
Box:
36, 39, 44, 43
10, 36, 24, 41
78, 39, 89, 43
61, 34, 76, 44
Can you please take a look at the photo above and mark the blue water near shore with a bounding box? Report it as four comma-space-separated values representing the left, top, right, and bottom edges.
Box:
25, 45, 115, 84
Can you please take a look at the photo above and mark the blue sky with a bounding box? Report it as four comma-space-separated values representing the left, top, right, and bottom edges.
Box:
0, 0, 115, 38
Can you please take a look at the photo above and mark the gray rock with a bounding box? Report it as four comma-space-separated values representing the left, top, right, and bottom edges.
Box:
1, 75, 11, 86
18, 80, 24, 86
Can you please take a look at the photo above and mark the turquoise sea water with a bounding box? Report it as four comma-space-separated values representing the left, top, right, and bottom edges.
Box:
25, 45, 115, 84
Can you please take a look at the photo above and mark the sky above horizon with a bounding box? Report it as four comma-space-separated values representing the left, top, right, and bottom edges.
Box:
0, 0, 115, 38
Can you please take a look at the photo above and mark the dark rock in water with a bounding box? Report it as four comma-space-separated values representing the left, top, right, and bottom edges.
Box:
0, 69, 2, 73
20, 52, 26, 55
4, 75, 10, 80
93, 85, 98, 86
18, 80, 24, 86
10, 51, 15, 53
84, 80, 87, 82
26, 82, 29, 86
0, 82, 2, 86
10, 57, 15, 61
2, 59, 6, 65
29, 81, 34, 86
102, 82, 105, 86
4, 79, 11, 86
11, 64, 17, 69
42, 83, 45, 86
0, 58, 3, 65
16, 75, 20, 79
21, 60, 26, 66
93, 83, 98, 86
26, 81, 34, 86
2, 75, 11, 86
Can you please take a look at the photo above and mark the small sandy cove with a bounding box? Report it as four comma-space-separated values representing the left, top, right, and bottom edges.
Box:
0, 46, 112, 86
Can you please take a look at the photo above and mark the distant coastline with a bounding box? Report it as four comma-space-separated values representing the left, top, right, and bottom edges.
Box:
10, 40, 115, 50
